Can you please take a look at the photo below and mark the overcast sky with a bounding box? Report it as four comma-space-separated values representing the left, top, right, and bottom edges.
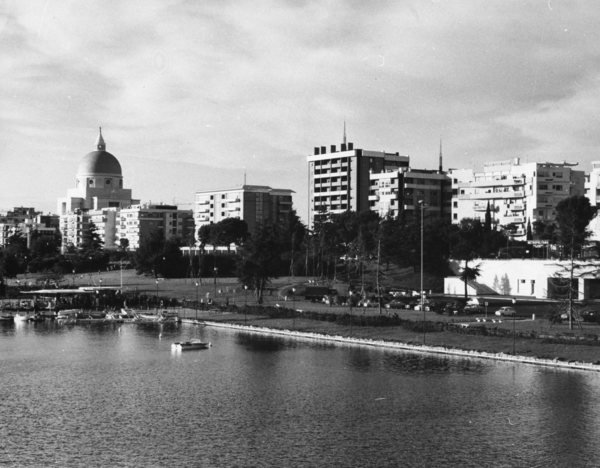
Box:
3, 1, 600, 222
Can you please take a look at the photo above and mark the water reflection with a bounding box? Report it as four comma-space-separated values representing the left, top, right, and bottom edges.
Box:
2, 323, 600, 467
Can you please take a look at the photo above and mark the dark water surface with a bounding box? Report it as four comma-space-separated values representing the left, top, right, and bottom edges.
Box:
1, 320, 600, 467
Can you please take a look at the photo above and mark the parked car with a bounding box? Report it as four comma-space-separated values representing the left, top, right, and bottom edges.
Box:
495, 306, 516, 317
462, 304, 483, 314
580, 308, 600, 323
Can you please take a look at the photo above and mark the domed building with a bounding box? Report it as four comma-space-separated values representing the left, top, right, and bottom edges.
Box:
57, 128, 139, 251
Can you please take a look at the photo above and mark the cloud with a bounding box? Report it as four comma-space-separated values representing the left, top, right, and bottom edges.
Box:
3, 0, 600, 220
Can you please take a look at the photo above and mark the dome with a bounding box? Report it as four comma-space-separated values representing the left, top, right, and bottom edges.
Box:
77, 127, 122, 176
78, 150, 122, 176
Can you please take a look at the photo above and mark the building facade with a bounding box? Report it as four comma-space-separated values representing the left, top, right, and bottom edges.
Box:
369, 168, 452, 220
118, 204, 194, 250
307, 140, 409, 227
0, 207, 59, 248
451, 158, 585, 239
585, 161, 600, 207
193, 185, 294, 238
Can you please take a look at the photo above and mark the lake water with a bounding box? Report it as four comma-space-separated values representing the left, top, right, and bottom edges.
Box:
1, 320, 600, 467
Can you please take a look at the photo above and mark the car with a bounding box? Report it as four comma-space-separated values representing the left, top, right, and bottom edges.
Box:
495, 306, 516, 317
462, 304, 483, 314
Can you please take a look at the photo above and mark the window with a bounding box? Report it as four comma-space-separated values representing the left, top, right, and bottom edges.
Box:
105, 179, 111, 185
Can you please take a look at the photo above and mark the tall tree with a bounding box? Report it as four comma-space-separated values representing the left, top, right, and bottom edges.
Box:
237, 222, 286, 303
555, 196, 597, 329
555, 195, 596, 259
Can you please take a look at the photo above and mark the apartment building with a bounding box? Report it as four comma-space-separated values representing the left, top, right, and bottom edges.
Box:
118, 204, 194, 250
0, 207, 59, 248
369, 168, 452, 219
193, 185, 294, 237
585, 161, 600, 207
307, 140, 409, 227
451, 158, 585, 239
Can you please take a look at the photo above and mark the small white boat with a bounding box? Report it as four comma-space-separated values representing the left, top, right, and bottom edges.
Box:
13, 313, 29, 322
171, 339, 211, 351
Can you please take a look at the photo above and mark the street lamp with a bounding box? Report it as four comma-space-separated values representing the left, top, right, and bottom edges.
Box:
512, 298, 517, 355
349, 290, 353, 335
155, 279, 159, 312
213, 267, 218, 297
195, 281, 199, 321
99, 278, 103, 311
292, 287, 296, 327
419, 200, 426, 344
244, 285, 248, 324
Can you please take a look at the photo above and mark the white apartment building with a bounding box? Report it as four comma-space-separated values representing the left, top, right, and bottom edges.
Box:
585, 161, 600, 207
118, 204, 194, 250
451, 158, 585, 239
307, 140, 409, 227
194, 185, 293, 238
369, 168, 452, 219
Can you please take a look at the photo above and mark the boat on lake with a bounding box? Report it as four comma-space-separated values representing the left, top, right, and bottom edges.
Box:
0, 312, 14, 322
171, 339, 211, 351
13, 313, 29, 322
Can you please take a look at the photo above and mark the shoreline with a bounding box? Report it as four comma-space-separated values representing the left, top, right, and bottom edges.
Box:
203, 321, 600, 373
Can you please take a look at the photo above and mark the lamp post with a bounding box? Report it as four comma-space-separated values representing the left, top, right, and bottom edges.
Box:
99, 278, 103, 311
72, 269, 76, 288
213, 267, 218, 298
155, 279, 159, 312
244, 285, 248, 324
512, 298, 517, 355
419, 200, 426, 344
349, 290, 353, 335
292, 287, 296, 327
195, 281, 199, 321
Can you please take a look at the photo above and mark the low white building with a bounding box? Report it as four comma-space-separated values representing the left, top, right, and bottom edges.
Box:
445, 258, 600, 300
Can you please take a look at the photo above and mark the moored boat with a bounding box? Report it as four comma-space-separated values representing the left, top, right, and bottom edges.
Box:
0, 312, 15, 322
171, 339, 211, 351
134, 310, 180, 324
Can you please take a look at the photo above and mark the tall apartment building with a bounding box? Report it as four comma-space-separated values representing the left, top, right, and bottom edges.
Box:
451, 158, 585, 239
193, 185, 294, 238
369, 168, 452, 219
307, 140, 409, 227
118, 204, 195, 250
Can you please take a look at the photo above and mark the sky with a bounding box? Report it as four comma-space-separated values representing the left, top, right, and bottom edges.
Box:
3, 0, 600, 223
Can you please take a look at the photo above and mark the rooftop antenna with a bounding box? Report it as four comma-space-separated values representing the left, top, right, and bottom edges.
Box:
243, 170, 247, 186
439, 137, 443, 172
343, 121, 347, 145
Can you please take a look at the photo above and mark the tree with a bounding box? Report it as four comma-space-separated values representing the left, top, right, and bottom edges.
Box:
237, 222, 286, 303
555, 196, 596, 259
554, 196, 597, 329
211, 218, 249, 252
450, 219, 484, 299
135, 228, 165, 277
458, 263, 481, 300
80, 221, 103, 254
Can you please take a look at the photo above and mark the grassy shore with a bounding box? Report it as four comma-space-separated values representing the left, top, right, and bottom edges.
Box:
179, 307, 600, 366
12, 269, 600, 365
